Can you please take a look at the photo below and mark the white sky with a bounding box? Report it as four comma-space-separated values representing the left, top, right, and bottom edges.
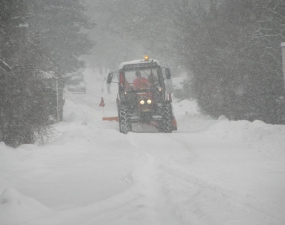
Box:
0, 68, 285, 225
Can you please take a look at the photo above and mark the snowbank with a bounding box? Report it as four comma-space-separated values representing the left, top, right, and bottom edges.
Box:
0, 188, 52, 225
207, 119, 285, 157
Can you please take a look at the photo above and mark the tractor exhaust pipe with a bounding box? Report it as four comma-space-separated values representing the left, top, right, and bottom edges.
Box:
281, 42, 285, 89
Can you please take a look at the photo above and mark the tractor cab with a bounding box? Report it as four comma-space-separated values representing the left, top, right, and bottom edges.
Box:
107, 56, 176, 133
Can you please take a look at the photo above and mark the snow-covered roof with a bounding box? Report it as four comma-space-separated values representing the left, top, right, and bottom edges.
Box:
37, 71, 58, 79
119, 59, 160, 70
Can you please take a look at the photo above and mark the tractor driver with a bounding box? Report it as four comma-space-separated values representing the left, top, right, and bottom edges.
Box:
133, 71, 149, 90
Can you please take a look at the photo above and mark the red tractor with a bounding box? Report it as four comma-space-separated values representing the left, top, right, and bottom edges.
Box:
107, 57, 177, 134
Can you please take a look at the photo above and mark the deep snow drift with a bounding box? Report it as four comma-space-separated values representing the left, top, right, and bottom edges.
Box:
0, 68, 285, 225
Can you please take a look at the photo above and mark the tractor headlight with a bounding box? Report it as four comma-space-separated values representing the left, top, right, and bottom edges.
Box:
140, 100, 145, 105
147, 99, 152, 104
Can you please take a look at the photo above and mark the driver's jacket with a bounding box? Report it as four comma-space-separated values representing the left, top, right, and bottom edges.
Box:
133, 77, 149, 89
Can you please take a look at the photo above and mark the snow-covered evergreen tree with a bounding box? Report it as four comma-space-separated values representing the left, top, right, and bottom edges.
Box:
0, 0, 94, 147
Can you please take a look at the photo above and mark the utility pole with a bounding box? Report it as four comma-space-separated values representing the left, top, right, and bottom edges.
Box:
281, 43, 285, 89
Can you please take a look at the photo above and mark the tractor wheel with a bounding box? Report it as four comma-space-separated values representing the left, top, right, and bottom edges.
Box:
119, 104, 131, 134
162, 102, 173, 133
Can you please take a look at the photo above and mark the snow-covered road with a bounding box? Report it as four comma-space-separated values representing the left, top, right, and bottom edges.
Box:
1, 69, 285, 225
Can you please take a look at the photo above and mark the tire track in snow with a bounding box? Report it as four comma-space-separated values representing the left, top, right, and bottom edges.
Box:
157, 133, 285, 225
127, 133, 219, 225
127, 133, 184, 225
157, 161, 284, 225
127, 132, 285, 225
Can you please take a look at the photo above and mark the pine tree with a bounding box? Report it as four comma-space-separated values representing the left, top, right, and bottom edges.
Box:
0, 0, 94, 147
177, 0, 285, 123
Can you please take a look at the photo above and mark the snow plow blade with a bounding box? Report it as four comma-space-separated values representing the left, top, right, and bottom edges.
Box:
102, 116, 118, 121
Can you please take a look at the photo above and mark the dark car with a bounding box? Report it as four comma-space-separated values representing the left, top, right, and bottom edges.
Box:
67, 81, 86, 93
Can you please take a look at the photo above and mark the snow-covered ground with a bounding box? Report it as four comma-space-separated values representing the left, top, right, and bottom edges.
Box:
1, 68, 285, 225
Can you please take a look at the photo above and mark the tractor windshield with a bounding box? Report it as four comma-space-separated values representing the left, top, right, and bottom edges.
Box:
124, 68, 159, 90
